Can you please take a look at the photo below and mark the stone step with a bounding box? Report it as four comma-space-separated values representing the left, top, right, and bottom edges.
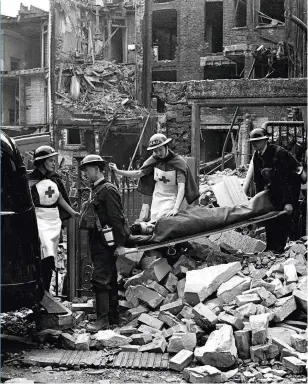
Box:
23, 349, 170, 370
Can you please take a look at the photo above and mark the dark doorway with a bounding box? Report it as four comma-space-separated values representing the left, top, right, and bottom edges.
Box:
152, 9, 177, 61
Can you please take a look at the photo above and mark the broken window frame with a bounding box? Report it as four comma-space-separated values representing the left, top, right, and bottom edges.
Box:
41, 23, 48, 68
66, 128, 82, 146
257, 0, 285, 26
234, 0, 247, 28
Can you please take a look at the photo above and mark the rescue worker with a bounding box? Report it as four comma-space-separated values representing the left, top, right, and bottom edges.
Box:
79, 155, 129, 332
110, 133, 199, 222
248, 128, 301, 252
28, 146, 80, 292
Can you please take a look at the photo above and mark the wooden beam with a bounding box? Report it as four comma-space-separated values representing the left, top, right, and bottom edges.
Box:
191, 103, 200, 182
188, 97, 307, 107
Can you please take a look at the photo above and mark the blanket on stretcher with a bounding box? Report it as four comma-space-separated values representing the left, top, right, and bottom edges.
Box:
149, 190, 275, 243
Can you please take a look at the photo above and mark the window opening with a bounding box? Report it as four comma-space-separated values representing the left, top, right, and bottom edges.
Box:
205, 2, 223, 53
259, 0, 284, 25
67, 129, 81, 145
152, 9, 177, 61
234, 0, 247, 27
10, 58, 20, 71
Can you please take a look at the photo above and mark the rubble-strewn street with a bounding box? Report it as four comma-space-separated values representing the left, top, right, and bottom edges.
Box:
1, 237, 307, 383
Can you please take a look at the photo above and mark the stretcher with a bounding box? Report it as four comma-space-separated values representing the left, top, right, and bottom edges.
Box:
125, 210, 286, 255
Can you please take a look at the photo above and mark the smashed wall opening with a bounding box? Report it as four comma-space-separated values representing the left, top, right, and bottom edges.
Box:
254, 55, 288, 78
205, 1, 223, 53
203, 63, 244, 80
259, 0, 285, 25
152, 70, 177, 82
152, 9, 177, 61
234, 0, 247, 28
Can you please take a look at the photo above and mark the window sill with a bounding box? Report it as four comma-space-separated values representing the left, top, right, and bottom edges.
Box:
232, 27, 248, 30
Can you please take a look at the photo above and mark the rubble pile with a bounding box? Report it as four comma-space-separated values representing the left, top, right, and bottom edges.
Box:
199, 166, 248, 207
56, 60, 148, 121
29, 238, 307, 381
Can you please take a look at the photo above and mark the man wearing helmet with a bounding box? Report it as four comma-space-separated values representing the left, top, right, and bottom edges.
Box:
247, 128, 301, 252
79, 155, 129, 332
28, 146, 80, 292
110, 133, 199, 222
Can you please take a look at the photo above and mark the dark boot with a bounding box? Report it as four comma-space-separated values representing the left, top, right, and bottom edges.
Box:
41, 256, 55, 292
87, 289, 110, 333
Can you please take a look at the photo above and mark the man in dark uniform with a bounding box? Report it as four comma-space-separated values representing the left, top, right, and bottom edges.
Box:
248, 128, 301, 252
80, 155, 129, 332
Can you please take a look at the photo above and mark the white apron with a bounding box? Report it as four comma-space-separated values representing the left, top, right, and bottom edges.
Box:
35, 179, 61, 263
150, 167, 187, 222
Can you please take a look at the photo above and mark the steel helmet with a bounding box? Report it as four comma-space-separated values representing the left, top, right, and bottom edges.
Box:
33, 145, 58, 162
79, 154, 106, 170
248, 128, 269, 142
147, 133, 172, 151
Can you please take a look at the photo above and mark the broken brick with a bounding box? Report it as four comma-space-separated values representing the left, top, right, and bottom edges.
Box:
138, 313, 163, 330
159, 299, 184, 316
169, 349, 194, 372
192, 303, 218, 330
234, 329, 252, 359
167, 332, 197, 353
218, 312, 244, 331
282, 356, 306, 374
217, 275, 251, 304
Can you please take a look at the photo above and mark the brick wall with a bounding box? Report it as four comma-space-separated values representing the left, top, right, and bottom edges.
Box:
178, 0, 207, 81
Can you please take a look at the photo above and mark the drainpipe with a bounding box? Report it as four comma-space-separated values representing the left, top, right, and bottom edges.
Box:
48, 0, 54, 146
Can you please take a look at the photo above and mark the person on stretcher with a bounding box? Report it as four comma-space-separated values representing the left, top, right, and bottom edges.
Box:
109, 133, 199, 223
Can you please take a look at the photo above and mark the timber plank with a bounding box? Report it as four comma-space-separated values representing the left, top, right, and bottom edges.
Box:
67, 350, 79, 368
23, 350, 64, 366
59, 350, 72, 367
161, 353, 169, 369
153, 353, 162, 369
147, 353, 155, 369
74, 350, 85, 367
120, 352, 129, 367
93, 351, 103, 367
140, 352, 149, 369
86, 351, 98, 366
113, 352, 124, 368
132, 352, 142, 369
127, 352, 136, 368
79, 351, 91, 367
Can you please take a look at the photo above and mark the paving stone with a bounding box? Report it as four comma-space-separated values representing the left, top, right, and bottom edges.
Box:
185, 262, 241, 305
75, 333, 91, 351
116, 250, 143, 277
159, 299, 184, 316
162, 324, 187, 339
117, 326, 138, 336
235, 294, 261, 307
184, 320, 205, 337
217, 275, 251, 304
293, 289, 307, 312
145, 258, 172, 283
126, 305, 148, 321
290, 334, 307, 353
192, 303, 218, 330
178, 305, 194, 320
145, 280, 169, 297
194, 325, 237, 368
167, 332, 197, 353
249, 313, 271, 346
244, 287, 277, 307
234, 329, 252, 359
165, 273, 178, 293
177, 278, 186, 300
138, 313, 164, 330
158, 311, 180, 328
120, 344, 141, 352
204, 298, 224, 315
250, 279, 276, 293
218, 312, 244, 330
282, 356, 306, 374
139, 335, 167, 353
138, 324, 162, 336
162, 293, 178, 306
284, 264, 298, 284
236, 303, 257, 318
272, 295, 297, 322
61, 333, 76, 350
95, 330, 132, 348
183, 365, 222, 383
131, 285, 165, 309
250, 343, 280, 363
169, 349, 194, 372
221, 368, 239, 382
130, 333, 153, 346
